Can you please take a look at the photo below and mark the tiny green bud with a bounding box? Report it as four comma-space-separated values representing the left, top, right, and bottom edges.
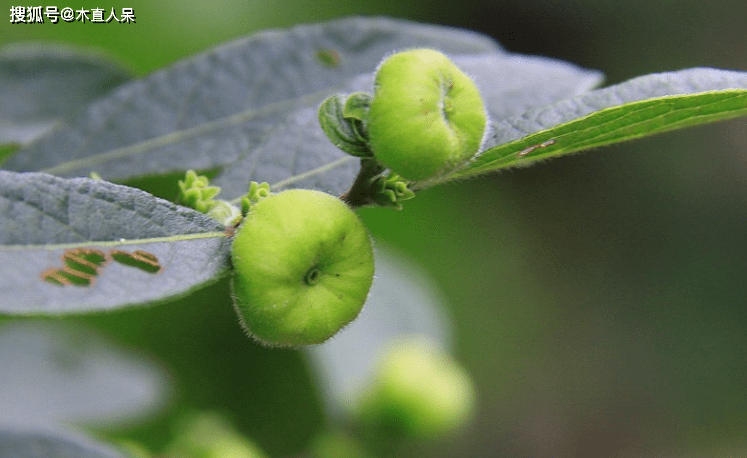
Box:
318, 93, 374, 158
342, 92, 373, 144
367, 49, 487, 181
241, 181, 273, 216
355, 336, 476, 439
177, 170, 243, 225
231, 189, 375, 347
370, 172, 415, 210
177, 170, 221, 214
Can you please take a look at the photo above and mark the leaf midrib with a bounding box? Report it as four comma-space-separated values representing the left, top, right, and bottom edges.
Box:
39, 84, 353, 176
0, 231, 228, 252
453, 89, 747, 179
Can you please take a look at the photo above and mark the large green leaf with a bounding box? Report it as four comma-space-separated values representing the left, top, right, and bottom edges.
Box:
2, 17, 600, 199
0, 43, 133, 146
446, 68, 747, 182
0, 171, 230, 314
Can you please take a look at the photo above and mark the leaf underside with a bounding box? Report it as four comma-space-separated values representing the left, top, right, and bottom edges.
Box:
0, 425, 130, 458
448, 69, 747, 181
0, 42, 133, 146
2, 17, 601, 199
0, 171, 230, 314
2, 17, 747, 314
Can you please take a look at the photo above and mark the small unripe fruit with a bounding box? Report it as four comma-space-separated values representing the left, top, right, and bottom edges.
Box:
367, 49, 487, 181
355, 336, 476, 439
230, 189, 374, 347
165, 412, 267, 458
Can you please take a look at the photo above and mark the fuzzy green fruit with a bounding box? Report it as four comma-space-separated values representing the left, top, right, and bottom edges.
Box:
355, 336, 476, 439
231, 189, 374, 347
367, 49, 487, 181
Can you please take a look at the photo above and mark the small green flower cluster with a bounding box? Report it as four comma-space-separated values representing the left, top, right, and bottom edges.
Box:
176, 170, 272, 227
240, 180, 272, 215
176, 170, 221, 214
369, 172, 415, 210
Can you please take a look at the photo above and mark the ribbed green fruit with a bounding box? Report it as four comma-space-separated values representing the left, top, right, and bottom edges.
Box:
367, 49, 487, 181
230, 190, 374, 347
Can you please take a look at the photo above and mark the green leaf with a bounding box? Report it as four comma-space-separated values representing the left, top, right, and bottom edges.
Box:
0, 321, 167, 426
0, 171, 230, 314
448, 68, 747, 181
2, 17, 599, 199
0, 43, 133, 147
0, 424, 133, 458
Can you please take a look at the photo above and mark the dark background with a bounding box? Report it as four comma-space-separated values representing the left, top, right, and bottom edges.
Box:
4, 1, 747, 457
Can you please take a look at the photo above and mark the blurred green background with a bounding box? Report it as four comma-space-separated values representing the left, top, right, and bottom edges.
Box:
3, 1, 747, 457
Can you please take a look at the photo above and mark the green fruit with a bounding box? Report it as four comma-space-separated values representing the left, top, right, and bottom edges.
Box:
230, 189, 374, 347
355, 336, 476, 439
367, 49, 487, 181
165, 412, 267, 458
